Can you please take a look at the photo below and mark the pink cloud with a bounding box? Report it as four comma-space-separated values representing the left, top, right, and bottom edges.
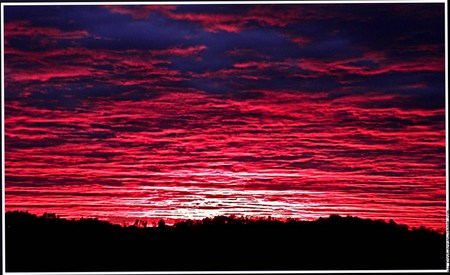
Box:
5, 46, 186, 85
9, 66, 94, 82
297, 55, 444, 77
103, 5, 177, 20
151, 45, 207, 57
161, 5, 305, 33
5, 20, 89, 40
163, 12, 245, 32
5, 89, 445, 229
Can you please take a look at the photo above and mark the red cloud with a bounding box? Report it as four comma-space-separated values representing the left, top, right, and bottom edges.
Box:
163, 12, 245, 32
161, 5, 305, 33
233, 61, 273, 70
8, 66, 94, 82
297, 55, 444, 77
5, 20, 89, 40
151, 45, 207, 57
5, 46, 187, 85
5, 89, 445, 229
103, 5, 177, 20
157, 5, 366, 33
4, 4, 446, 233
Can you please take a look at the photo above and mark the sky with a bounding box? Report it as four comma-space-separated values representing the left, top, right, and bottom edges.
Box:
3, 2, 447, 230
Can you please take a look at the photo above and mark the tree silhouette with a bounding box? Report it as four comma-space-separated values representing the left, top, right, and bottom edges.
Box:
5, 211, 446, 272
158, 219, 165, 228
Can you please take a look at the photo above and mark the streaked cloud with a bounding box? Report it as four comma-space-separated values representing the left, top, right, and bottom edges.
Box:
3, 3, 446, 230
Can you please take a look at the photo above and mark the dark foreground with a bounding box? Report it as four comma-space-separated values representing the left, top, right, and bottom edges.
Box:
5, 211, 446, 271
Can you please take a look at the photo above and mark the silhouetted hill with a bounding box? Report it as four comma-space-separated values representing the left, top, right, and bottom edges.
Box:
5, 211, 446, 271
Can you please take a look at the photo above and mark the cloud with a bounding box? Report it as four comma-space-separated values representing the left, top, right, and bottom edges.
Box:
3, 3, 446, 230
8, 65, 94, 82
103, 5, 177, 20
286, 34, 312, 46
158, 4, 307, 33
151, 45, 207, 57
5, 20, 89, 40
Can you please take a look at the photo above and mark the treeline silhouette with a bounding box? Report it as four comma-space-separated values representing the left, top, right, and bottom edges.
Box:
5, 211, 446, 271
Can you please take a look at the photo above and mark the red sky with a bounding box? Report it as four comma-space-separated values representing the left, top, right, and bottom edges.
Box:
3, 3, 447, 230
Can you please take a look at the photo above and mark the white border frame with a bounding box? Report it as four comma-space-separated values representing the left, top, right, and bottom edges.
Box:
1, 1, 448, 274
